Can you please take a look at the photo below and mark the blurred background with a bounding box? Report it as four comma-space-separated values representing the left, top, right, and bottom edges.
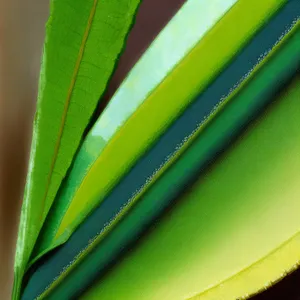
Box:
0, 0, 48, 297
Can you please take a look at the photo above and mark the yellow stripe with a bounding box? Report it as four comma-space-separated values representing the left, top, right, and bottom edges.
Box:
189, 231, 300, 300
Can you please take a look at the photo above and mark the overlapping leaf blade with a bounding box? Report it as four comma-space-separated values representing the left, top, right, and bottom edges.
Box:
19, 0, 293, 295
15, 0, 300, 298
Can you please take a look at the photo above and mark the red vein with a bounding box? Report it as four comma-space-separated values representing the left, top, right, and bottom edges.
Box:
40, 0, 98, 219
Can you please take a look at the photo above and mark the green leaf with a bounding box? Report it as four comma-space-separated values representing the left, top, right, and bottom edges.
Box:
13, 0, 141, 298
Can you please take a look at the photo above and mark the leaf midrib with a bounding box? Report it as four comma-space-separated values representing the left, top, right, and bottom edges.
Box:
39, 0, 99, 220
